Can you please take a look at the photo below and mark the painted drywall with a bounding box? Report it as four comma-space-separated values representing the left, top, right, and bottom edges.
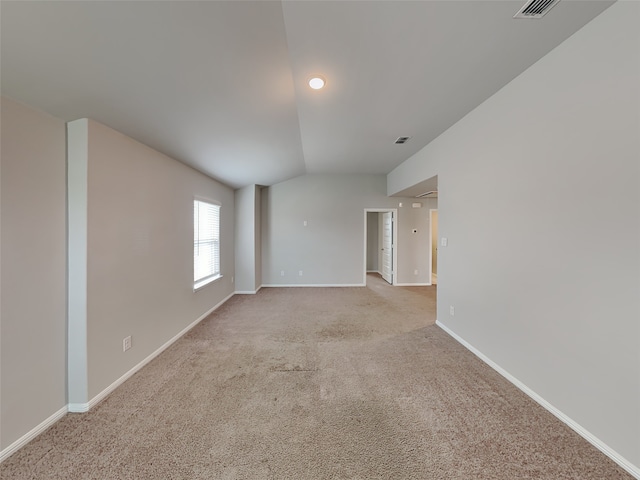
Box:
67, 119, 89, 406
366, 212, 379, 271
388, 1, 640, 470
67, 119, 235, 402
235, 185, 261, 293
261, 174, 435, 286
399, 201, 434, 284
377, 213, 384, 274
0, 97, 67, 450
431, 210, 438, 276
254, 186, 262, 291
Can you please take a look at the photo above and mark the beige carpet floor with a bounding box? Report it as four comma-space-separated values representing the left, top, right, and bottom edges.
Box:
1, 274, 632, 479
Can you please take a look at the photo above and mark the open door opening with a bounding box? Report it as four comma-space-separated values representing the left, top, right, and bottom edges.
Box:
364, 209, 397, 286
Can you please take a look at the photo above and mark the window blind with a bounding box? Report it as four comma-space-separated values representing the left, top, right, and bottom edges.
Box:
194, 200, 220, 287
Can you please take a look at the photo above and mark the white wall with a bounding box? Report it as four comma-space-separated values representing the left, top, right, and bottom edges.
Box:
235, 185, 262, 293
388, 2, 640, 472
254, 186, 262, 291
0, 97, 67, 451
261, 174, 435, 286
398, 200, 435, 284
430, 210, 438, 276
68, 119, 235, 403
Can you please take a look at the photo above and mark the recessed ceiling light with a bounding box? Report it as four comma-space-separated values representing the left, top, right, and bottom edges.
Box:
308, 76, 326, 90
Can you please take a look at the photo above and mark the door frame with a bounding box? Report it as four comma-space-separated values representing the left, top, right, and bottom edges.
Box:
363, 208, 398, 286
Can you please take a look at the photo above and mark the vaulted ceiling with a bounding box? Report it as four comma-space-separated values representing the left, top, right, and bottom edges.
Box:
1, 1, 613, 189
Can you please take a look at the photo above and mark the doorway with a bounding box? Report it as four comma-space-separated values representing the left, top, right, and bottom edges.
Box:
364, 209, 398, 286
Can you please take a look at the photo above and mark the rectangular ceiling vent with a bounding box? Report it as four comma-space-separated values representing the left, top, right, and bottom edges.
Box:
416, 191, 438, 198
395, 136, 411, 145
514, 0, 560, 19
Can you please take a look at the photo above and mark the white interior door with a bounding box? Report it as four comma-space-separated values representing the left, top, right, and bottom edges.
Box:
381, 212, 393, 284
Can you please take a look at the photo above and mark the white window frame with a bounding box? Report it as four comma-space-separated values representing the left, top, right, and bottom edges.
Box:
193, 199, 222, 290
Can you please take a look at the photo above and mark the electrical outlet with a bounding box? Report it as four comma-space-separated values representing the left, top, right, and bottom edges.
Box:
123, 336, 132, 352
280, 270, 285, 276
449, 306, 455, 316
414, 269, 418, 275
299, 270, 303, 276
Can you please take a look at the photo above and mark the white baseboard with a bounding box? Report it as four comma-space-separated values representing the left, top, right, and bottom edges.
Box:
395, 282, 431, 286
67, 402, 90, 413
262, 283, 365, 288
70, 292, 235, 414
235, 285, 262, 294
0, 405, 67, 463
435, 320, 640, 479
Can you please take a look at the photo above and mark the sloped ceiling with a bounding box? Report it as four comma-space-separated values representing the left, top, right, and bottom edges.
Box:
1, 1, 613, 189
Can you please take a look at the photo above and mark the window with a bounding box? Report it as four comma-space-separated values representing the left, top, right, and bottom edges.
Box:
193, 200, 221, 289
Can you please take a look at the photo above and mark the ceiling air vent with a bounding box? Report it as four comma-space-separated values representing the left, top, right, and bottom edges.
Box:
395, 136, 411, 145
514, 0, 560, 19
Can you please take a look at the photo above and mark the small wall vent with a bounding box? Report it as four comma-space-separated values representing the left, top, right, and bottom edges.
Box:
514, 0, 560, 19
395, 136, 411, 144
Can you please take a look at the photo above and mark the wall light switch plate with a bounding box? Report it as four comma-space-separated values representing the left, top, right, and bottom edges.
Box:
441, 237, 448, 247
